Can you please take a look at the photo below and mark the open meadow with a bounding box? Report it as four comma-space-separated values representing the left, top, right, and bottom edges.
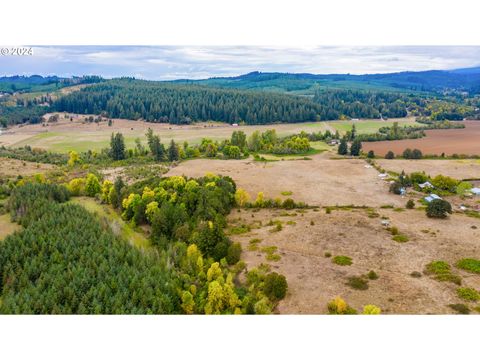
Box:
0, 112, 417, 153
228, 207, 480, 314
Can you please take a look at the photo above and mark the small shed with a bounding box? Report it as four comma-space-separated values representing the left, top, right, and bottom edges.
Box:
419, 181, 433, 189
424, 194, 442, 203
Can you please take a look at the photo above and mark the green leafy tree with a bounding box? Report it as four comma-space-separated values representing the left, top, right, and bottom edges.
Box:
85, 174, 101, 197
385, 150, 395, 159
231, 130, 247, 150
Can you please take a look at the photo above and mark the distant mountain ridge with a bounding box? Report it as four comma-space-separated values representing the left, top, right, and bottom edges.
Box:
175, 67, 480, 95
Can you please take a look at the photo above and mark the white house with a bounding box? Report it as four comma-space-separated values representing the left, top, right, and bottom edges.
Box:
424, 194, 442, 203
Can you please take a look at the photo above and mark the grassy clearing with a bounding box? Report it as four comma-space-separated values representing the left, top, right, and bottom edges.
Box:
0, 214, 21, 241
71, 197, 150, 249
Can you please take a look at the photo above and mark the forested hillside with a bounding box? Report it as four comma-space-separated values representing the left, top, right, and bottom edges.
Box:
54, 79, 322, 124
0, 75, 103, 94
183, 69, 480, 95
312, 90, 410, 119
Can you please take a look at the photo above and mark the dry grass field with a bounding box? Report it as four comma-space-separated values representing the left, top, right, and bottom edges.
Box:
0, 158, 56, 178
376, 159, 480, 180
228, 207, 480, 314
167, 153, 405, 207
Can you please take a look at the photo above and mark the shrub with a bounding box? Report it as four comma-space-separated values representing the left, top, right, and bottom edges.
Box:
425, 260, 451, 275
389, 181, 403, 195
346, 276, 369, 290
367, 270, 379, 280
448, 303, 470, 314
362, 305, 381, 314
392, 234, 409, 243
85, 173, 101, 197
426, 199, 452, 218
234, 188, 251, 207
281, 191, 293, 196
333, 256, 352, 266
456, 258, 480, 274
270, 223, 283, 232
326, 207, 331, 214
324, 252, 332, 258
385, 151, 395, 159
390, 226, 399, 235
282, 198, 296, 209
425, 260, 462, 285
367, 150, 375, 159
406, 199, 415, 209
226, 242, 242, 265
456, 287, 480, 302
266, 253, 281, 262
229, 224, 251, 235
263, 272, 288, 301
327, 297, 357, 315
410, 271, 422, 278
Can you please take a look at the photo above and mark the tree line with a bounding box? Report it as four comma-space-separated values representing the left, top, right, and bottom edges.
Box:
53, 79, 323, 125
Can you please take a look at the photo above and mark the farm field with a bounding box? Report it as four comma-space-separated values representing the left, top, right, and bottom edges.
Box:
229, 207, 480, 314
362, 121, 480, 156
0, 112, 416, 153
376, 159, 480, 180
167, 153, 405, 207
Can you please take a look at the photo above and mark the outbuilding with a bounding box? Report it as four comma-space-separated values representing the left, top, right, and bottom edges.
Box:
471, 187, 480, 195
424, 194, 442, 203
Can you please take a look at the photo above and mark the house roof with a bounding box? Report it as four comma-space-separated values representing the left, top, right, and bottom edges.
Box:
424, 194, 441, 202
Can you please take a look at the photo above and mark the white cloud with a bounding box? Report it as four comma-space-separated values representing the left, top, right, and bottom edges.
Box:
1, 46, 479, 79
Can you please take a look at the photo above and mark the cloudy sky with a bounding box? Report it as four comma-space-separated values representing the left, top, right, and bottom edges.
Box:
1, 46, 480, 80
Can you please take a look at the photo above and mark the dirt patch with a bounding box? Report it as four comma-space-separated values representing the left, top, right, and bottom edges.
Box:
362, 121, 480, 156
375, 159, 480, 180
167, 154, 404, 207
229, 207, 480, 314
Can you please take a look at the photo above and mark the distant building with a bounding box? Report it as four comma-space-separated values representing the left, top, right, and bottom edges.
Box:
424, 194, 442, 203
418, 181, 433, 189
471, 187, 480, 195
232, 123, 239, 127
351, 118, 359, 121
